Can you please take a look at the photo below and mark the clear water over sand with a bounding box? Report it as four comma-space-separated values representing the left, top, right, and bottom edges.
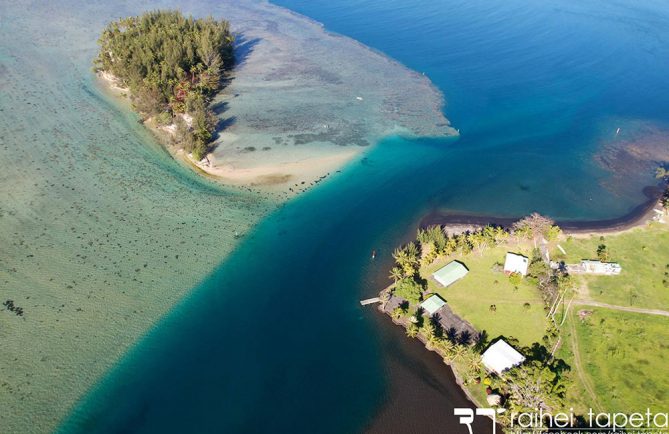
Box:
0, 0, 453, 432
0, 2, 275, 431
58, 1, 669, 433
207, 1, 454, 196
3, 0, 669, 432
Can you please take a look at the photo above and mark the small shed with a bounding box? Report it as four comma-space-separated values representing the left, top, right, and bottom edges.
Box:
420, 294, 447, 316
504, 253, 529, 276
432, 261, 468, 287
481, 339, 525, 374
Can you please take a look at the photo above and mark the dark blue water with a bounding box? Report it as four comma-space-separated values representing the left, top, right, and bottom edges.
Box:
61, 1, 669, 433
273, 0, 669, 218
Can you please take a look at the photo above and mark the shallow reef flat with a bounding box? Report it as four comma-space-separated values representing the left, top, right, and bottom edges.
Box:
202, 0, 456, 195
0, 0, 452, 431
0, 2, 274, 432
593, 118, 669, 197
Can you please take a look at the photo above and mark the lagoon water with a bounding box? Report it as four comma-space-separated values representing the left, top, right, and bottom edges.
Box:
16, 0, 669, 432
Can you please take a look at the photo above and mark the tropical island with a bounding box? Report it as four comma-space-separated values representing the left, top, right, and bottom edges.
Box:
379, 188, 669, 428
95, 10, 234, 160
93, 6, 455, 198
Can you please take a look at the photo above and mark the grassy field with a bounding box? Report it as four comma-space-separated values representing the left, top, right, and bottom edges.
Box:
555, 222, 669, 415
555, 223, 669, 309
422, 245, 547, 346
411, 221, 669, 417
560, 308, 669, 413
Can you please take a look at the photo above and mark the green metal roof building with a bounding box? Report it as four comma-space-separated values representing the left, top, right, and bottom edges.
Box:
432, 261, 468, 287
420, 294, 447, 316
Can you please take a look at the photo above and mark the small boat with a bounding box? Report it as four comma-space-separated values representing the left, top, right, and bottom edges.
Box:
616, 127, 621, 135
371, 249, 377, 259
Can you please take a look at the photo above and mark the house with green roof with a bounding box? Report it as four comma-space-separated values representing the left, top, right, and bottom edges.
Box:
420, 294, 447, 316
432, 260, 468, 287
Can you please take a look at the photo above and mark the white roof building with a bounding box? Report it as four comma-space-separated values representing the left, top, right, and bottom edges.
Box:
581, 260, 622, 275
504, 252, 529, 276
481, 339, 526, 374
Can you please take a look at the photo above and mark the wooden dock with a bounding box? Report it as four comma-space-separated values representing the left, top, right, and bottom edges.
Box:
360, 297, 381, 306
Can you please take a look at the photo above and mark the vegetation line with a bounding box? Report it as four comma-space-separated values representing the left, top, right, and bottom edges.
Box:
94, 10, 234, 160
381, 214, 571, 425
379, 197, 669, 426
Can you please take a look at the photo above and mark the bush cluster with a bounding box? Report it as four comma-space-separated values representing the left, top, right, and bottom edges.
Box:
95, 10, 234, 160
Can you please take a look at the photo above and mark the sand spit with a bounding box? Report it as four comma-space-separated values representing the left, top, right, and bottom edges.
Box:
0, 2, 268, 433
0, 0, 454, 432
203, 1, 455, 196
98, 0, 456, 198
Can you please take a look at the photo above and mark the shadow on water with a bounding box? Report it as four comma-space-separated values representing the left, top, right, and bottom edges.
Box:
232, 34, 261, 68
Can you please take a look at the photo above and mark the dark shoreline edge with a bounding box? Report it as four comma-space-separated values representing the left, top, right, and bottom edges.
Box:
420, 184, 666, 234
380, 182, 666, 429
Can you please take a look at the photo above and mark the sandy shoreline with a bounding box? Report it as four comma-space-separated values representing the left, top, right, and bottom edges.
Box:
0, 0, 459, 430
97, 71, 360, 198
181, 147, 358, 189
96, 0, 457, 200
419, 183, 667, 236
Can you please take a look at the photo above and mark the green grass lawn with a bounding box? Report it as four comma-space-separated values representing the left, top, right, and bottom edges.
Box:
413, 223, 669, 416
555, 223, 669, 309
422, 245, 547, 346
567, 308, 669, 413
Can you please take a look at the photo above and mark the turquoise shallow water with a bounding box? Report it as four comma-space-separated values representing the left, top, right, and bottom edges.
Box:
275, 0, 669, 219
59, 0, 669, 433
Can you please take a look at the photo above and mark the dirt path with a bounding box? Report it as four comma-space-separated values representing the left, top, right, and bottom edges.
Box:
566, 311, 604, 412
574, 300, 669, 317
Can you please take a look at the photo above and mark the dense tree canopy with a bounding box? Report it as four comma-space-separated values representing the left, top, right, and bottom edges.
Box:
95, 10, 234, 159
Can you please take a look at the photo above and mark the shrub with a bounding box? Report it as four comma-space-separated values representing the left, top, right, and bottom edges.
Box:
509, 272, 522, 286
597, 244, 609, 261
154, 111, 173, 126
393, 278, 424, 305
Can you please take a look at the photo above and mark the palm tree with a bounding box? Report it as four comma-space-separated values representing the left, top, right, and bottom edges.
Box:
416, 228, 429, 245
423, 321, 437, 347
391, 306, 405, 320
444, 237, 457, 256
389, 266, 403, 282
405, 242, 420, 265
452, 344, 468, 360
495, 226, 510, 244
482, 225, 497, 245
406, 323, 419, 338
469, 232, 486, 256
392, 247, 407, 264
437, 339, 456, 362
465, 351, 482, 373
